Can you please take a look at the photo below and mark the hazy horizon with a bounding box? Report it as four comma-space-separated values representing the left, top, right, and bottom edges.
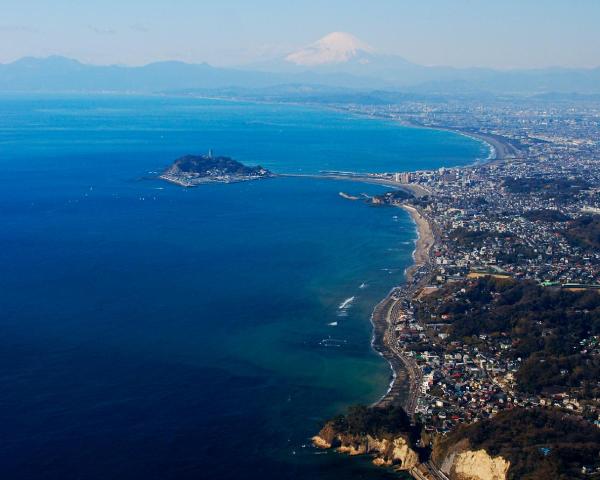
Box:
2, 0, 600, 70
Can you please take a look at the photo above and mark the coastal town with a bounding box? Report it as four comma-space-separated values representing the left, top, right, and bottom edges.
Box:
5, 3, 600, 479
313, 97, 600, 479
160, 93, 600, 479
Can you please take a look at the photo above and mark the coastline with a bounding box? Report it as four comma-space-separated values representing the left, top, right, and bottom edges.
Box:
401, 205, 434, 283
310, 125, 503, 479
310, 116, 517, 419
333, 193, 441, 479
425, 125, 520, 163
158, 97, 513, 478
368, 203, 434, 412
387, 118, 501, 163
164, 167, 437, 419
319, 104, 513, 165
390, 120, 516, 165
174, 95, 512, 167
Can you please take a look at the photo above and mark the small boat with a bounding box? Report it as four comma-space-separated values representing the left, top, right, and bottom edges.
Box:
338, 296, 355, 309
338, 192, 360, 200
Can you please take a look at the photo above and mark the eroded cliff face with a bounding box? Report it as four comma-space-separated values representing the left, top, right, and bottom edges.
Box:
312, 422, 419, 471
314, 420, 510, 479
435, 440, 510, 480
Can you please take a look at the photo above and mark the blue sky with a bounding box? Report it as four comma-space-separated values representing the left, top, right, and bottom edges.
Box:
1, 0, 599, 68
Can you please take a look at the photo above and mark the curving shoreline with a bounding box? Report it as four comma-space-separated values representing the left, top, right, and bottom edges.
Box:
317, 124, 518, 479
324, 104, 515, 165
365, 131, 519, 413
401, 205, 434, 282
324, 193, 442, 478
250, 104, 515, 418
436, 127, 520, 162
370, 203, 435, 411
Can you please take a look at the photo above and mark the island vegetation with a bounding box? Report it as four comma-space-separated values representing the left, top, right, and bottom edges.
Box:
160, 153, 273, 186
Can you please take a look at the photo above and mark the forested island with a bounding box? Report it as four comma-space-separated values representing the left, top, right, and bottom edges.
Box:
160, 153, 273, 186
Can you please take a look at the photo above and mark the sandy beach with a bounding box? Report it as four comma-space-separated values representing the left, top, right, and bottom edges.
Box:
368, 202, 436, 414
445, 128, 521, 162
401, 204, 435, 281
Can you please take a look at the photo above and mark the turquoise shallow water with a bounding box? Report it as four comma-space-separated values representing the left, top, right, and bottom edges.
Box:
0, 95, 486, 479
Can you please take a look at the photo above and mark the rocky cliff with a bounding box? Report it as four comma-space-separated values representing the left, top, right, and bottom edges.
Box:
431, 408, 600, 479
317, 406, 599, 479
312, 420, 419, 471
434, 439, 509, 480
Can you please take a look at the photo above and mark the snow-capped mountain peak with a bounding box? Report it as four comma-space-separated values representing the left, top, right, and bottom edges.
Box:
285, 32, 374, 67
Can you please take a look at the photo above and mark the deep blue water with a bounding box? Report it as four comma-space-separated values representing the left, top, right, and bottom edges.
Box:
0, 95, 487, 479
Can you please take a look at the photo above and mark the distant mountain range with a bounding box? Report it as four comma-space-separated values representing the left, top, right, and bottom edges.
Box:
2, 32, 600, 95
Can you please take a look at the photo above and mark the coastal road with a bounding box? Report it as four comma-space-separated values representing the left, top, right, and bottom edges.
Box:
425, 461, 450, 480
410, 461, 449, 480
335, 189, 448, 480
372, 208, 437, 418
372, 282, 425, 417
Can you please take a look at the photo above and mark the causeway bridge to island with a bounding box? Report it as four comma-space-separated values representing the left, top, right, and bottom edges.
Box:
280, 172, 432, 198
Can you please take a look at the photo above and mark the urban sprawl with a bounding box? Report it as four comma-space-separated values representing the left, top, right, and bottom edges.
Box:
337, 98, 600, 444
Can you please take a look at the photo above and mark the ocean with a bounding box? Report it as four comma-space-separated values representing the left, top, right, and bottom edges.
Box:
0, 95, 487, 479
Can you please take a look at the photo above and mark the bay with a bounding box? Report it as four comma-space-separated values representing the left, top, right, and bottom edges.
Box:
0, 95, 487, 479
